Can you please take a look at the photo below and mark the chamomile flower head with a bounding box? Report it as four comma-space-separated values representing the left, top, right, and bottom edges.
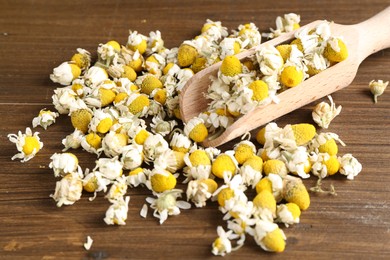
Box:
32, 109, 59, 130
177, 43, 198, 68
280, 146, 311, 179
251, 219, 286, 252
308, 132, 345, 155
263, 13, 300, 39
50, 62, 81, 86
105, 176, 128, 202
338, 153, 362, 180
82, 170, 111, 195
282, 175, 310, 210
323, 37, 348, 62
142, 133, 169, 163
201, 19, 228, 41
183, 147, 215, 182
85, 80, 118, 108
8, 127, 43, 162
212, 151, 239, 179
256, 44, 284, 76
102, 131, 128, 157
213, 175, 247, 209
175, 68, 195, 92
312, 95, 342, 129
239, 155, 263, 189
291, 123, 316, 146
94, 157, 123, 180
125, 92, 150, 116
369, 79, 388, 103
236, 22, 261, 48
219, 55, 242, 80
127, 30, 148, 55
255, 173, 284, 202
70, 108, 92, 134
276, 202, 301, 227
186, 178, 218, 207
211, 226, 240, 256
154, 149, 185, 173
104, 196, 130, 225
170, 132, 192, 153
147, 30, 165, 55
52, 87, 87, 115
97, 42, 118, 66
50, 172, 83, 207
62, 129, 84, 151
131, 126, 151, 146
145, 53, 166, 76
81, 132, 102, 155
120, 144, 144, 170
233, 140, 257, 165
252, 189, 277, 221
70, 48, 91, 70
88, 109, 114, 134
263, 159, 288, 178
248, 80, 269, 102
126, 167, 150, 187
150, 115, 177, 136
149, 168, 177, 193
184, 117, 209, 143
146, 189, 191, 224
219, 37, 242, 59
280, 65, 304, 87
84, 66, 109, 87
49, 153, 80, 178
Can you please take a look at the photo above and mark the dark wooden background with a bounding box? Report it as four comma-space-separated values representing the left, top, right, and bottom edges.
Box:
1, 0, 389, 259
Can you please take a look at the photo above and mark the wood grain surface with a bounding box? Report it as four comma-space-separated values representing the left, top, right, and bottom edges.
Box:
1, 0, 389, 259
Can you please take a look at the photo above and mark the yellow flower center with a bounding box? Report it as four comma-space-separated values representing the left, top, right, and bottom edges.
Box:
283, 179, 310, 210
189, 150, 211, 166
263, 159, 287, 177
128, 57, 143, 73
256, 127, 266, 145
217, 187, 234, 207
276, 44, 292, 62
70, 109, 92, 134
71, 53, 88, 70
324, 39, 348, 62
140, 75, 163, 95
177, 44, 198, 67
128, 94, 150, 115
253, 190, 276, 213
255, 178, 272, 194
69, 63, 81, 79
128, 39, 147, 55
106, 40, 121, 52
280, 66, 304, 88
262, 228, 286, 253
189, 123, 208, 143
150, 170, 177, 193
122, 65, 137, 82
83, 176, 98, 193
114, 92, 129, 104
134, 129, 150, 145
200, 178, 218, 193
191, 56, 207, 73
234, 144, 255, 165
220, 55, 242, 77
323, 155, 340, 176
22, 136, 41, 155
286, 202, 301, 220
153, 89, 167, 105
291, 123, 316, 146
290, 38, 303, 52
96, 117, 113, 134
212, 154, 237, 179
318, 138, 338, 156
243, 155, 263, 172
99, 88, 116, 107
71, 83, 84, 97
129, 167, 144, 176
85, 133, 102, 149
248, 80, 269, 102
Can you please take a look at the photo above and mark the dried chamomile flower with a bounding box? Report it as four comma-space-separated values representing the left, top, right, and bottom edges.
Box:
124, 92, 150, 116
369, 79, 388, 103
183, 148, 214, 182
276, 203, 301, 227
323, 37, 348, 62
291, 123, 316, 146
85, 80, 117, 108
312, 95, 342, 129
102, 131, 128, 157
175, 68, 195, 91
97, 41, 119, 67
94, 157, 123, 180
218, 37, 243, 60
8, 127, 43, 162
235, 22, 261, 48
186, 178, 218, 207
143, 133, 169, 163
50, 62, 81, 86
213, 175, 247, 209
250, 219, 286, 252
82, 170, 111, 200
81, 132, 102, 155
105, 176, 128, 202
218, 55, 242, 84
233, 140, 257, 165
308, 132, 345, 155
32, 109, 59, 130
212, 151, 239, 179
150, 114, 177, 136
239, 155, 263, 189
120, 144, 144, 170
70, 108, 92, 134
52, 87, 88, 115
280, 64, 304, 87
49, 152, 80, 178
256, 44, 284, 76
84, 66, 109, 87
170, 131, 192, 153
338, 153, 362, 180
146, 189, 191, 224
149, 168, 177, 193
280, 146, 311, 179
50, 172, 83, 207
154, 149, 185, 173
263, 13, 300, 39
71, 48, 91, 70
126, 167, 150, 188
89, 109, 114, 134
201, 19, 228, 41
211, 226, 241, 256
127, 30, 148, 55
282, 175, 310, 210
184, 117, 209, 143
147, 30, 165, 55
263, 159, 288, 178
62, 129, 84, 151
104, 196, 130, 225
252, 190, 277, 221
255, 173, 284, 202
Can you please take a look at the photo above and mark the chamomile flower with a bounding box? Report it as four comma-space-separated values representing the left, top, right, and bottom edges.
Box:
32, 109, 59, 130
102, 131, 128, 157
323, 37, 348, 62
97, 42, 119, 66
147, 30, 165, 55
62, 129, 84, 151
49, 153, 80, 178
280, 146, 311, 179
70, 48, 91, 70
338, 153, 362, 180
200, 19, 228, 42
145, 53, 166, 76
218, 55, 242, 84
186, 178, 218, 207
252, 190, 277, 221
81, 132, 102, 155
52, 87, 88, 114
211, 151, 239, 179
85, 80, 117, 108
239, 155, 263, 189
146, 189, 191, 224
233, 140, 257, 165
94, 157, 123, 180
105, 176, 128, 202
308, 132, 345, 155
312, 95, 342, 129
142, 133, 169, 163
175, 68, 195, 92
183, 148, 215, 182
104, 196, 130, 225
84, 66, 109, 87
127, 30, 148, 55
263, 13, 300, 39
218, 37, 243, 59
282, 175, 310, 210
250, 219, 286, 252
177, 43, 198, 68
120, 144, 144, 170
276, 203, 301, 227
125, 92, 150, 116
50, 172, 83, 207
149, 168, 177, 193
89, 109, 114, 134
154, 149, 186, 173
255, 44, 284, 76
170, 132, 192, 153
8, 127, 43, 162
184, 117, 209, 143
150, 114, 177, 136
50, 62, 81, 86
255, 173, 284, 202
263, 159, 288, 178
213, 175, 247, 210
126, 167, 150, 187
211, 226, 241, 256
369, 79, 388, 103
235, 22, 261, 48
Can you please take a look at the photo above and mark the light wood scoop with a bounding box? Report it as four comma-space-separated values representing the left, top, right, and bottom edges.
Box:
179, 7, 390, 147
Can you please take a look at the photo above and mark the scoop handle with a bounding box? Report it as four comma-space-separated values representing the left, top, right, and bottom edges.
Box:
354, 6, 390, 62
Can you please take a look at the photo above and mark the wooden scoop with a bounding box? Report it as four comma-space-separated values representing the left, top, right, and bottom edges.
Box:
179, 7, 390, 147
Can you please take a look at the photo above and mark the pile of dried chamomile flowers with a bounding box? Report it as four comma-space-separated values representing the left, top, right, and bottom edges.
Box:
8, 13, 362, 255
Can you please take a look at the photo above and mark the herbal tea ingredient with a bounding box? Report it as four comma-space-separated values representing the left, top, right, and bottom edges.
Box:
8, 14, 363, 256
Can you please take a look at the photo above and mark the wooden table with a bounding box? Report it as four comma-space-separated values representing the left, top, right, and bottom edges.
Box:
1, 0, 389, 259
